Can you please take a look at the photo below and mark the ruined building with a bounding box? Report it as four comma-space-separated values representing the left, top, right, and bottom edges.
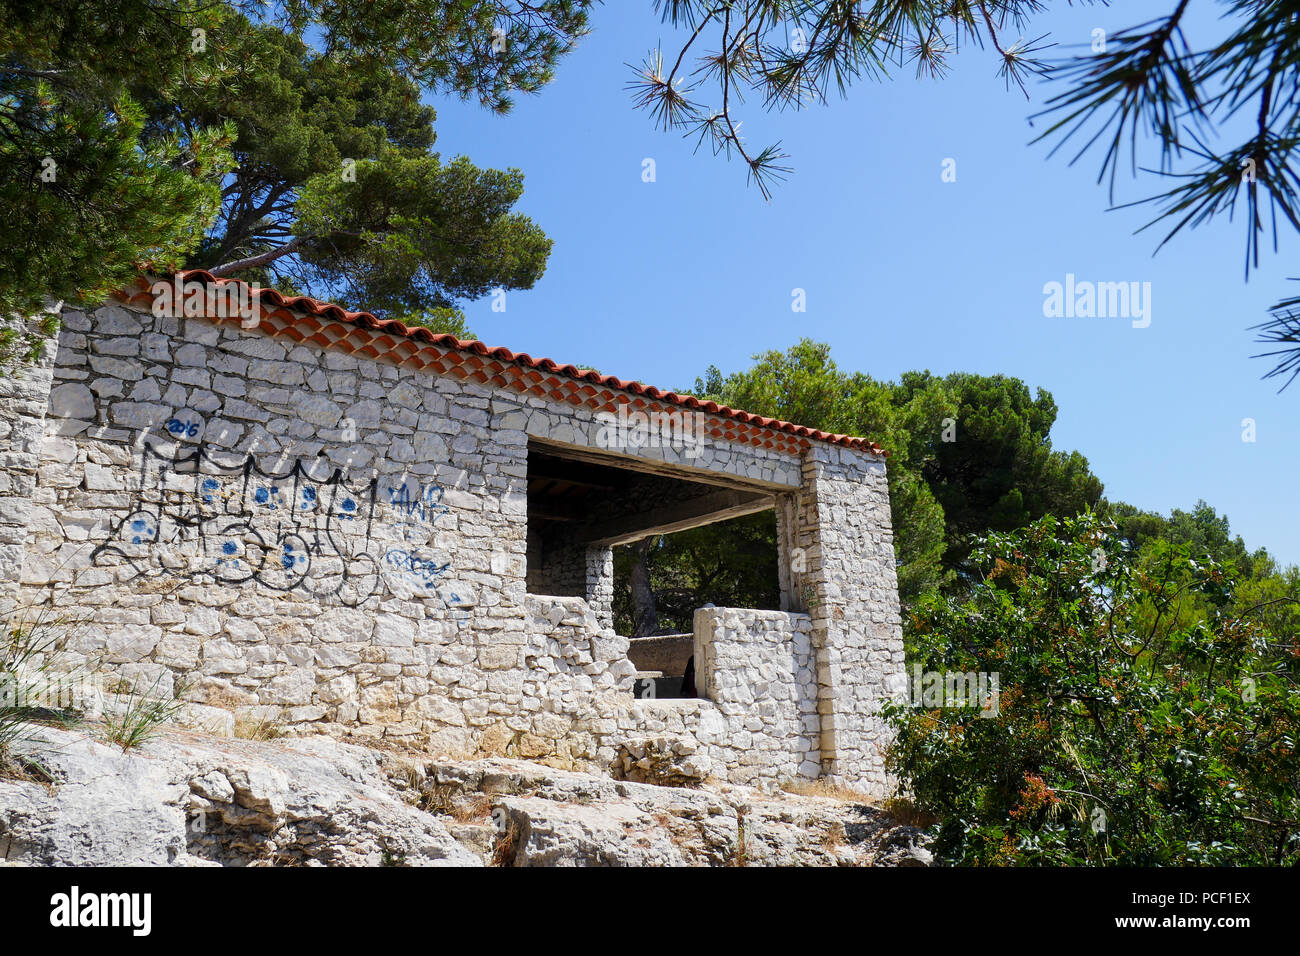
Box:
0, 274, 904, 795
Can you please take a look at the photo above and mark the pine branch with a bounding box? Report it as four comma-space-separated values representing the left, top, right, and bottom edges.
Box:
208, 235, 305, 277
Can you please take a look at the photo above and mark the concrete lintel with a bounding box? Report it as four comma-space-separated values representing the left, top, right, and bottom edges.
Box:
528, 436, 801, 492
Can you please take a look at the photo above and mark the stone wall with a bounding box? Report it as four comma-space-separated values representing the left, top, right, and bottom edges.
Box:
526, 537, 614, 632
626, 633, 693, 675
18, 301, 533, 754
787, 444, 906, 794
0, 312, 56, 618
692, 607, 820, 783
2, 291, 904, 796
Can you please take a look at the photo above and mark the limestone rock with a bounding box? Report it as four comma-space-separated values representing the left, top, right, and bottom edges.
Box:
0, 725, 929, 867
0, 725, 478, 866
613, 735, 712, 787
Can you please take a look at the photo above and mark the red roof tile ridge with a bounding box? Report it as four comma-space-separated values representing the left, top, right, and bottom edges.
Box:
148, 271, 884, 456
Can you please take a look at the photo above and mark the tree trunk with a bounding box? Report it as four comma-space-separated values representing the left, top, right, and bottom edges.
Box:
629, 536, 659, 636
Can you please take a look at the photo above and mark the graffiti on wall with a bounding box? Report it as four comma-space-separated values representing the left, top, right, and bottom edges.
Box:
91, 439, 470, 620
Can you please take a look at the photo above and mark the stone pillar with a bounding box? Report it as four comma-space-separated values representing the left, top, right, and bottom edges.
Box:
775, 492, 805, 613
0, 309, 58, 621
526, 532, 615, 631
789, 443, 904, 796
585, 546, 614, 630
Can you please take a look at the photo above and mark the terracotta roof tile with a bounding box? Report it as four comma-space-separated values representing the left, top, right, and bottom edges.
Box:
120, 272, 885, 457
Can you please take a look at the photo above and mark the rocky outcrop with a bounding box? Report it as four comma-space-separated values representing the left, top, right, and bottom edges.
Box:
0, 723, 930, 866
0, 725, 477, 866
611, 734, 712, 787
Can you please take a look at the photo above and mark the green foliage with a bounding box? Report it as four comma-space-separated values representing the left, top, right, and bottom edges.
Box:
1, 1, 583, 335
632, 1, 1062, 198
168, 19, 441, 277
1, 51, 234, 316
274, 0, 592, 114
899, 370, 1103, 582
1105, 498, 1268, 578
614, 341, 1103, 631
639, 341, 1100, 605
291, 152, 551, 317
885, 512, 1300, 866
684, 341, 953, 606
161, 14, 552, 318
612, 511, 780, 635
1102, 497, 1300, 648
1, 0, 237, 317
152, 17, 548, 320
398, 309, 476, 341
0, 614, 81, 779
0, 312, 60, 372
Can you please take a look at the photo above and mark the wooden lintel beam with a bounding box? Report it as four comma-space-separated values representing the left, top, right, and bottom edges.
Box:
577, 490, 775, 547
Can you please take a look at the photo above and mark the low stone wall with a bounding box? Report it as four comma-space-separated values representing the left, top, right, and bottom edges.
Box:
515, 593, 635, 763
514, 601, 823, 790
0, 313, 56, 618
692, 607, 820, 784
626, 633, 693, 675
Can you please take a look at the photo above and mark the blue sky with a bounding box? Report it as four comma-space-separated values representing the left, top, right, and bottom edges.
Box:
428, 2, 1299, 567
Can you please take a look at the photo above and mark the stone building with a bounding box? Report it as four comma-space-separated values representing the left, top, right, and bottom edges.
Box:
0, 273, 905, 795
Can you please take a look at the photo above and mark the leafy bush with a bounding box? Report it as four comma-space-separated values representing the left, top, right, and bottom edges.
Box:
884, 512, 1300, 865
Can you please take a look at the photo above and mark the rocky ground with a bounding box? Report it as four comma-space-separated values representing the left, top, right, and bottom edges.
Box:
0, 724, 932, 867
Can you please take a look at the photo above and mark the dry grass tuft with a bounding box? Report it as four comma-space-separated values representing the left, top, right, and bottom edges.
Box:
490, 818, 520, 867
822, 821, 847, 852
0, 748, 54, 787
234, 713, 284, 741
882, 796, 937, 828
783, 778, 878, 804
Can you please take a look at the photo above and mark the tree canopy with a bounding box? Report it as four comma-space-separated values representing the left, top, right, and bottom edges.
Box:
696, 341, 1102, 599
10, 2, 1300, 378
613, 339, 1105, 633
0, 1, 590, 329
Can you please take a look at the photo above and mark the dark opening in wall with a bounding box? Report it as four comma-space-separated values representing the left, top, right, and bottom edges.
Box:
524, 439, 780, 699
525, 440, 776, 602
611, 511, 781, 637
525, 447, 630, 599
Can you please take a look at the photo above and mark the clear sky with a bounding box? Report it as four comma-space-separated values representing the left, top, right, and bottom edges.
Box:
426, 1, 1299, 568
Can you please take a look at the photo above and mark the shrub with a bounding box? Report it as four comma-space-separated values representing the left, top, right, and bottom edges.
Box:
884, 513, 1300, 865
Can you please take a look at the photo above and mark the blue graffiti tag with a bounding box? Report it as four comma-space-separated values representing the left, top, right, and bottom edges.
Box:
383, 548, 450, 590
165, 417, 201, 438
92, 442, 467, 623
386, 482, 448, 525
130, 517, 155, 545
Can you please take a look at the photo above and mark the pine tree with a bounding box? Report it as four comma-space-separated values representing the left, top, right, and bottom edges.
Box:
0, 1, 592, 334
631, 1, 1300, 384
